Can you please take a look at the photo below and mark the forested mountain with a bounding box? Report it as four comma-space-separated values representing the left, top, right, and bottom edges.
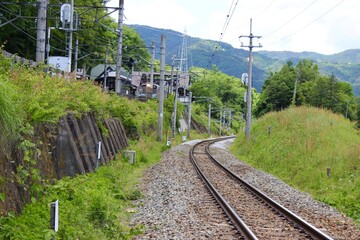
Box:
129, 24, 360, 95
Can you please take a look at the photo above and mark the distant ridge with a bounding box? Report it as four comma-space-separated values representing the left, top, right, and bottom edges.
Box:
128, 24, 360, 95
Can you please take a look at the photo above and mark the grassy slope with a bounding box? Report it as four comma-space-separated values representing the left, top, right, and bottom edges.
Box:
230, 106, 360, 225
0, 54, 211, 238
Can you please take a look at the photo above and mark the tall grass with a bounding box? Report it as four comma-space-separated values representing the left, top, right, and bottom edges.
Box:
0, 140, 165, 239
0, 51, 216, 238
230, 106, 360, 225
0, 78, 23, 142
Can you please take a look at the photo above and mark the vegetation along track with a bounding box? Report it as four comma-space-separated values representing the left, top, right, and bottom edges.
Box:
189, 137, 334, 240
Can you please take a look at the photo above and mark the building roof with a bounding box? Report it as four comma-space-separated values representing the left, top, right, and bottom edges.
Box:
90, 64, 129, 80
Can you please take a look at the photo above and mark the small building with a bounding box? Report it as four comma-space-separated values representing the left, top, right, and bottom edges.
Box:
90, 64, 135, 95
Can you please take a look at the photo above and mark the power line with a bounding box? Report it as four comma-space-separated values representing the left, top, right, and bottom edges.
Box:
263, 0, 319, 38
7, 19, 36, 41
236, 0, 277, 32
219, 0, 239, 42
267, 0, 345, 47
260, 0, 277, 15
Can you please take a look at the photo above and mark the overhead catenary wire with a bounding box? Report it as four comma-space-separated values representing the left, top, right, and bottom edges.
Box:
204, 0, 239, 72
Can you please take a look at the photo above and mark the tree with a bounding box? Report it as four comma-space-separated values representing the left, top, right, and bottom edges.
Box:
122, 27, 151, 72
0, 0, 38, 59
255, 59, 356, 120
254, 61, 296, 117
0, 0, 151, 73
189, 67, 247, 121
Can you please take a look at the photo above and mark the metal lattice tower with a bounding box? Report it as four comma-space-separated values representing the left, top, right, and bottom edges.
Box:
179, 29, 188, 73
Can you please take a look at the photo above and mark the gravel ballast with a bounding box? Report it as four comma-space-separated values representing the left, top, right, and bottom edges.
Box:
131, 139, 360, 239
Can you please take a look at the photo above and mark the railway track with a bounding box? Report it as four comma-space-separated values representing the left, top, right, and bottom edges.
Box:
189, 137, 334, 240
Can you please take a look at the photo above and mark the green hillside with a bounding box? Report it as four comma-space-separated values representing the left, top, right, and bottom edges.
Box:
130, 25, 360, 95
230, 106, 360, 225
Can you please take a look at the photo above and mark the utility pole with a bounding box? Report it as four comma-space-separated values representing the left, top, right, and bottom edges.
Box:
292, 68, 300, 106
115, 0, 124, 95
148, 41, 155, 99
219, 110, 222, 136
36, 0, 48, 63
67, 0, 74, 73
103, 46, 109, 91
239, 18, 262, 141
150, 41, 155, 86
171, 68, 179, 138
46, 27, 52, 64
170, 55, 176, 94
228, 109, 232, 131
74, 37, 79, 73
223, 109, 226, 133
187, 92, 192, 139
158, 34, 166, 142
207, 102, 211, 136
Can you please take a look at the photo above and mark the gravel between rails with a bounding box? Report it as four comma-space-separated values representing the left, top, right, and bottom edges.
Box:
130, 139, 360, 239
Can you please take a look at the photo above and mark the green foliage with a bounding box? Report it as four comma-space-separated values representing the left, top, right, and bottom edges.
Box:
0, 48, 183, 238
189, 67, 248, 134
255, 61, 295, 116
0, 55, 24, 145
0, 1, 149, 74
0, 192, 5, 202
231, 106, 360, 226
0, 0, 38, 59
0, 144, 170, 239
255, 60, 356, 120
13, 123, 46, 201
0, 53, 165, 140
122, 27, 152, 72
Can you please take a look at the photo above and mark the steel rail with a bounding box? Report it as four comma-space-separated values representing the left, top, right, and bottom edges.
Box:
205, 139, 334, 240
190, 137, 258, 240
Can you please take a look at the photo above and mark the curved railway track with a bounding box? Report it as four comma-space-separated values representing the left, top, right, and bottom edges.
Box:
189, 137, 334, 240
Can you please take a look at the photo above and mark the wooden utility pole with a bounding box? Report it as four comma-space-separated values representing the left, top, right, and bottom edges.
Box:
158, 34, 166, 142
36, 0, 48, 63
239, 18, 262, 141
115, 0, 124, 94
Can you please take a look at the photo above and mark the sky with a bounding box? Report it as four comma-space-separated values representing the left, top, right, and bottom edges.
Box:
107, 0, 359, 55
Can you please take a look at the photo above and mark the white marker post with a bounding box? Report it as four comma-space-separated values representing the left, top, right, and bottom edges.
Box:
96, 141, 101, 169
50, 200, 59, 232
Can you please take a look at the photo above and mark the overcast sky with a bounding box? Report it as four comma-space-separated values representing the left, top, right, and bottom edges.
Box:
107, 0, 358, 55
